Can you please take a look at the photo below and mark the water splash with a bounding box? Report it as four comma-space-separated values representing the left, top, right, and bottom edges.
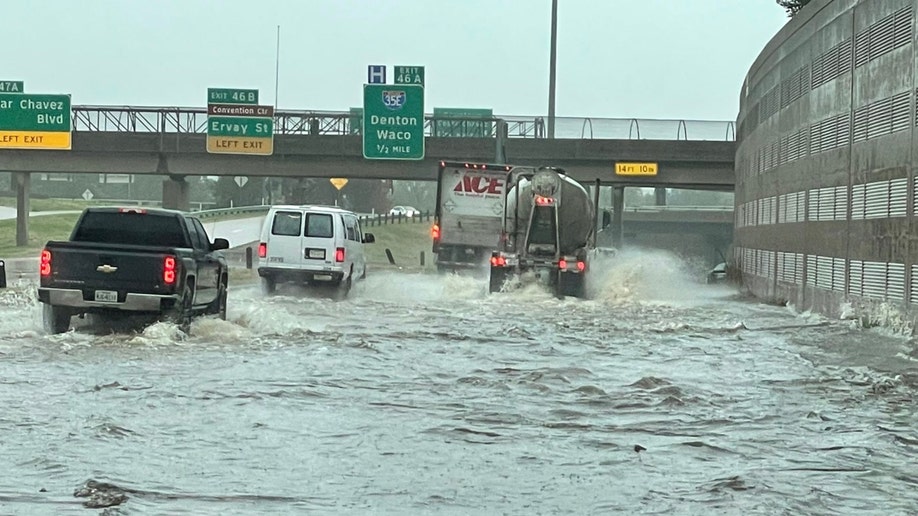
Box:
588, 248, 727, 305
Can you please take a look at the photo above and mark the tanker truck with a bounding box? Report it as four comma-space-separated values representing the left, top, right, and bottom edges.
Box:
488, 166, 601, 298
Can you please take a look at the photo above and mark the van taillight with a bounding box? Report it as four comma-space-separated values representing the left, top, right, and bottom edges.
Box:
40, 249, 51, 277
335, 247, 345, 262
431, 224, 440, 241
163, 256, 176, 285
258, 242, 267, 258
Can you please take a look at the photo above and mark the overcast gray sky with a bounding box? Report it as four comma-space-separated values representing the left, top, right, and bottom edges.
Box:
1, 1, 788, 121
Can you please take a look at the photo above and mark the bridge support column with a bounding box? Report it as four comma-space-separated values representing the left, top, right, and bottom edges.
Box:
654, 187, 667, 206
611, 186, 624, 248
13, 172, 30, 247
495, 119, 508, 164
162, 176, 190, 211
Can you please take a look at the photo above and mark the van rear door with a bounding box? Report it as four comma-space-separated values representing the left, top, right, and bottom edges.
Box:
266, 210, 304, 269
301, 212, 336, 268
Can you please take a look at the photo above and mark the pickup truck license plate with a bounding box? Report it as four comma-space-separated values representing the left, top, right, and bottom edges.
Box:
94, 290, 118, 303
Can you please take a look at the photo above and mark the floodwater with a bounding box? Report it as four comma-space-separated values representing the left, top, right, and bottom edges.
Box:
1, 250, 916, 515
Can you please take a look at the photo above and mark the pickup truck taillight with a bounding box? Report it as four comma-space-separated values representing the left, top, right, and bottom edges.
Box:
40, 249, 52, 277
163, 256, 176, 285
258, 242, 267, 258
335, 247, 345, 263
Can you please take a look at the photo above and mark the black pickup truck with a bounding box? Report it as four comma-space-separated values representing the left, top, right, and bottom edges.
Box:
37, 207, 230, 333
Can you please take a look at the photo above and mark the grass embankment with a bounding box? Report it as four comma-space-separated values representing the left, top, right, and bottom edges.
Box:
0, 212, 436, 270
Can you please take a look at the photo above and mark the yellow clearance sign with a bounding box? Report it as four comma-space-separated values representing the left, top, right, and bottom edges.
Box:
615, 162, 658, 176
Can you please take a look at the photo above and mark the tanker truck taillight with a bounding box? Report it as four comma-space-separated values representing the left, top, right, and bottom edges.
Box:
490, 255, 507, 267
559, 259, 586, 272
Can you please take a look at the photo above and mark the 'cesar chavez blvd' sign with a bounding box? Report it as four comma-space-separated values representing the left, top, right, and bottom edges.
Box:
362, 84, 424, 160
0, 93, 71, 150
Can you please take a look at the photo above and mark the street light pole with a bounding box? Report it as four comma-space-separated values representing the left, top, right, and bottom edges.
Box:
548, 0, 558, 139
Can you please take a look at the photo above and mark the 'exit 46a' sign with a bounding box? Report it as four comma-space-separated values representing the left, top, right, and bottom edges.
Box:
394, 66, 424, 86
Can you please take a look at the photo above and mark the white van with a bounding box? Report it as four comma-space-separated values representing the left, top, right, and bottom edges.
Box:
257, 205, 375, 297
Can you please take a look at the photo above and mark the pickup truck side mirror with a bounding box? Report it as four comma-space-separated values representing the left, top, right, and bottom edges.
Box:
363, 233, 375, 244
212, 238, 230, 251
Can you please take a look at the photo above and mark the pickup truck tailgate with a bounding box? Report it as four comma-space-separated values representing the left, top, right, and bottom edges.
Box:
43, 243, 178, 295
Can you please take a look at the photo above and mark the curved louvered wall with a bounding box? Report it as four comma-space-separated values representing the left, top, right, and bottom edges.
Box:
736, 0, 918, 317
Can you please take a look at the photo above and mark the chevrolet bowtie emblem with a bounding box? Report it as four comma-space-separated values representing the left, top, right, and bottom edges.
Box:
96, 264, 118, 273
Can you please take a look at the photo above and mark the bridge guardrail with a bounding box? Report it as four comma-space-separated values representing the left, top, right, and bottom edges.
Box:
190, 205, 271, 220
70, 106, 736, 141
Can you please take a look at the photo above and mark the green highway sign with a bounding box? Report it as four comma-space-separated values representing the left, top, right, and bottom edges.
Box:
394, 66, 424, 86
362, 84, 424, 160
207, 116, 273, 137
0, 81, 23, 93
206, 87, 273, 155
433, 107, 493, 137
349, 107, 363, 135
207, 88, 258, 105
0, 93, 70, 131
0, 93, 72, 149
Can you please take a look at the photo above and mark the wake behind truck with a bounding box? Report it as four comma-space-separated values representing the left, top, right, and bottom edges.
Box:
488, 166, 603, 298
432, 161, 512, 271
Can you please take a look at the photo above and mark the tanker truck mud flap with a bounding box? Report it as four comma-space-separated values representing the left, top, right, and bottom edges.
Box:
488, 252, 514, 293
557, 270, 585, 298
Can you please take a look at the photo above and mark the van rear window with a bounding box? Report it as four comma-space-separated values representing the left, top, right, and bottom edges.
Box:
272, 211, 302, 236
306, 214, 333, 238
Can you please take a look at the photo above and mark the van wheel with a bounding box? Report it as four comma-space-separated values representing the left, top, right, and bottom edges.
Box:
334, 275, 352, 301
42, 304, 71, 334
260, 277, 276, 296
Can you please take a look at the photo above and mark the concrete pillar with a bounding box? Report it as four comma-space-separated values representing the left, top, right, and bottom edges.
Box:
14, 172, 30, 247
495, 119, 508, 164
611, 186, 624, 249
162, 176, 190, 211
654, 187, 667, 206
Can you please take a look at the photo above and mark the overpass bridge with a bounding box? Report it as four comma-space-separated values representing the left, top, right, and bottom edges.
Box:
0, 105, 737, 246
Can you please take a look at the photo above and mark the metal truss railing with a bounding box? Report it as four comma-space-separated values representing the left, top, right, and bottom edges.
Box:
70, 106, 735, 141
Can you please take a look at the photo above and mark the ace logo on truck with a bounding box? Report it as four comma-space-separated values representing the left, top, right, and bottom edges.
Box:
453, 175, 504, 196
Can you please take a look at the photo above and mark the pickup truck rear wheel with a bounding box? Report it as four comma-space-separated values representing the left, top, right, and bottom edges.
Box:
42, 304, 71, 334
207, 281, 228, 320
168, 285, 194, 331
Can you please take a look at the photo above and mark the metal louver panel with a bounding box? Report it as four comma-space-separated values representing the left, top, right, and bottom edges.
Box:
832, 258, 846, 292
855, 11, 902, 67
849, 260, 864, 296
863, 261, 887, 299
891, 91, 911, 133
865, 181, 888, 218
835, 185, 848, 220
894, 6, 913, 49
806, 255, 817, 286
889, 178, 907, 217
765, 250, 775, 279
812, 38, 852, 88
911, 265, 918, 303
888, 263, 905, 300
807, 189, 819, 221
816, 256, 833, 289
851, 184, 866, 219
